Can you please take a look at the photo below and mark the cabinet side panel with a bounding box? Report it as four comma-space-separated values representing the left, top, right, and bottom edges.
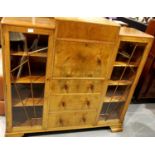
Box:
2, 25, 12, 131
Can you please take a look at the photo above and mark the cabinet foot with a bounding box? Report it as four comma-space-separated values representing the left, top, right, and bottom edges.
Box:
5, 132, 24, 137
110, 124, 123, 132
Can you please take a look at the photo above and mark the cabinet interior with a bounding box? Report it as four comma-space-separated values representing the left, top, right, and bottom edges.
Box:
100, 102, 124, 120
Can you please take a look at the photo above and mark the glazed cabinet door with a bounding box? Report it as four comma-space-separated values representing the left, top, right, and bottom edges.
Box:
2, 25, 53, 131
99, 41, 152, 121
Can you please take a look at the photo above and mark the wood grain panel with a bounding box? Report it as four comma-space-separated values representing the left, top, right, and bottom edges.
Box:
53, 41, 114, 77
49, 95, 100, 111
48, 110, 97, 128
56, 19, 120, 42
50, 79, 104, 94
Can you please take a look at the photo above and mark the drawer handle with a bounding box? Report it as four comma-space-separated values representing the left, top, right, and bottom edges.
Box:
89, 84, 94, 92
97, 57, 101, 65
85, 43, 88, 47
86, 100, 90, 107
59, 118, 64, 126
61, 101, 66, 107
82, 116, 86, 123
64, 84, 69, 92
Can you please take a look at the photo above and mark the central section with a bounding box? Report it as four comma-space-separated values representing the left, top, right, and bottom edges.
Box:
53, 40, 113, 78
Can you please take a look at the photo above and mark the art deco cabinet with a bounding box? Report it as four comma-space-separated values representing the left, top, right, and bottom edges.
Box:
1, 17, 153, 136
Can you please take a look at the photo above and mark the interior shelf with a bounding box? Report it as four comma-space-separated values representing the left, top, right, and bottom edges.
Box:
12, 75, 45, 83
116, 41, 146, 65
10, 32, 48, 52
13, 98, 44, 107
107, 85, 130, 95
99, 102, 124, 120
114, 61, 138, 67
17, 118, 42, 127
11, 56, 46, 83
111, 66, 137, 81
105, 85, 130, 102
104, 96, 126, 102
108, 80, 132, 85
13, 116, 42, 127
11, 79, 45, 127
12, 106, 43, 127
11, 50, 47, 58
11, 83, 45, 102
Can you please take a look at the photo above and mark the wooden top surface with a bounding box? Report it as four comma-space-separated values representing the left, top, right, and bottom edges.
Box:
1, 18, 154, 40
1, 17, 55, 29
55, 17, 120, 27
120, 27, 154, 39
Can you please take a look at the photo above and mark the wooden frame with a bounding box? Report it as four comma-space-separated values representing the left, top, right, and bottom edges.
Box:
1, 17, 153, 137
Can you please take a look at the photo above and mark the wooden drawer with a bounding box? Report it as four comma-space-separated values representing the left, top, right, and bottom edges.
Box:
53, 41, 114, 78
48, 110, 97, 128
56, 19, 120, 42
50, 79, 104, 94
49, 95, 100, 111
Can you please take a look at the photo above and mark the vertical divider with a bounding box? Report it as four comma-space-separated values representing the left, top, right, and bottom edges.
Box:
95, 36, 121, 124
2, 25, 12, 131
43, 30, 55, 129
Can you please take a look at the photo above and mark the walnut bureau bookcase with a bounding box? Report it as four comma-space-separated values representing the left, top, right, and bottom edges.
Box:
1, 17, 153, 137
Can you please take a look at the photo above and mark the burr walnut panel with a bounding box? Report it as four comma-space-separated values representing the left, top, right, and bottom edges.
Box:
48, 110, 97, 128
50, 79, 105, 94
49, 94, 100, 111
53, 41, 114, 78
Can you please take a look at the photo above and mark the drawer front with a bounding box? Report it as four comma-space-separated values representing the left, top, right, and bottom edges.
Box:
56, 20, 119, 42
49, 95, 100, 111
48, 110, 97, 128
53, 41, 114, 78
50, 79, 104, 94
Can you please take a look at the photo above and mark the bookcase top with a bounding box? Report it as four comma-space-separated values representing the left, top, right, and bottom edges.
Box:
120, 27, 154, 39
2, 17, 153, 40
2, 17, 120, 29
55, 17, 120, 27
1, 17, 55, 29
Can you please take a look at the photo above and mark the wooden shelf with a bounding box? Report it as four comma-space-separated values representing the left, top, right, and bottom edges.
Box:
99, 113, 119, 120
114, 61, 138, 67
11, 51, 47, 57
108, 80, 132, 86
13, 98, 44, 107
104, 96, 126, 102
98, 118, 120, 125
12, 75, 45, 83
